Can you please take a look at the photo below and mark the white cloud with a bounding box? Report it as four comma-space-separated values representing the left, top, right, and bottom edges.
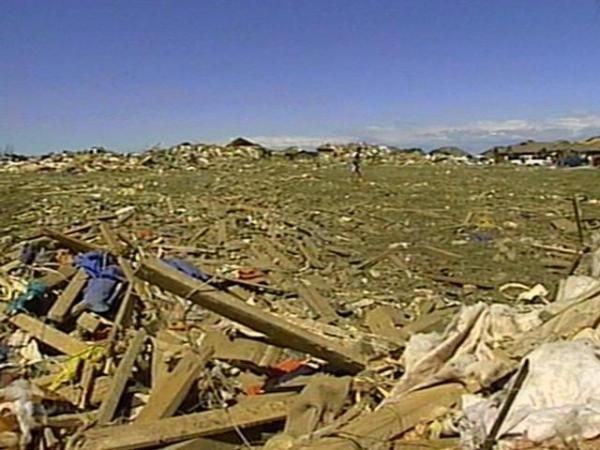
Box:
362, 115, 600, 150
248, 135, 354, 149
248, 114, 600, 151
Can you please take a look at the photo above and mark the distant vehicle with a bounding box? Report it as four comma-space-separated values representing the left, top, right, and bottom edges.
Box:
523, 158, 552, 166
509, 156, 552, 166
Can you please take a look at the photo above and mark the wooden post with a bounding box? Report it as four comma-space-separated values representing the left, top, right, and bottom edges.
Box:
96, 329, 147, 425
48, 269, 88, 323
135, 348, 212, 423
572, 194, 584, 244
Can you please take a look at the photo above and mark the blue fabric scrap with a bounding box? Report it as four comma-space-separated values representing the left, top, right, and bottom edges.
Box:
74, 251, 123, 313
163, 258, 210, 282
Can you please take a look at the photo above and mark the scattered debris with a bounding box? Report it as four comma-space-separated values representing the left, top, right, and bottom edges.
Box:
0, 158, 599, 449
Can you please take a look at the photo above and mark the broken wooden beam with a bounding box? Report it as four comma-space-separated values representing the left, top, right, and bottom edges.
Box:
99, 223, 126, 256
136, 257, 366, 374
364, 306, 407, 344
40, 264, 78, 288
294, 383, 465, 450
47, 269, 88, 323
135, 347, 212, 423
356, 243, 402, 271
96, 329, 147, 425
297, 281, 337, 323
573, 194, 584, 244
285, 375, 351, 438
41, 227, 102, 254
80, 394, 293, 450
8, 313, 88, 355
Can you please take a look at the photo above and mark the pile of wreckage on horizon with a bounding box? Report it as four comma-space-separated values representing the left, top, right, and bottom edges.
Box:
2, 136, 600, 173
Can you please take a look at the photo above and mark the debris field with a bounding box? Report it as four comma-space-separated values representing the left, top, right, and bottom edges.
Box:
1, 154, 600, 450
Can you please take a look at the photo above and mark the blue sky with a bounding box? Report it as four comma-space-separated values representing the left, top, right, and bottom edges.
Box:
2, 0, 600, 153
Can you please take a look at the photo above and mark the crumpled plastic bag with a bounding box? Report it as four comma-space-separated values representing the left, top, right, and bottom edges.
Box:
0, 379, 36, 447
382, 302, 541, 405
460, 339, 600, 449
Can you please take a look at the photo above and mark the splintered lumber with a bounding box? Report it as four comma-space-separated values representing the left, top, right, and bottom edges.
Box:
135, 347, 213, 423
161, 437, 241, 450
77, 312, 103, 334
573, 194, 584, 244
365, 306, 407, 343
108, 284, 135, 347
47, 269, 88, 323
40, 264, 77, 288
80, 394, 294, 450
136, 257, 366, 374
297, 282, 337, 323
8, 313, 88, 355
295, 383, 465, 450
298, 239, 326, 269
99, 223, 126, 255
79, 360, 95, 409
96, 329, 147, 425
204, 331, 283, 367
285, 375, 351, 438
356, 243, 402, 270
41, 227, 102, 253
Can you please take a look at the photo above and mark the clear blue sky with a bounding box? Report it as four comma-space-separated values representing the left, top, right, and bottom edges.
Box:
2, 0, 600, 153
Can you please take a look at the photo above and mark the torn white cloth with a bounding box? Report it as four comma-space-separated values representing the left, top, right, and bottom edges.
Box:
460, 339, 600, 449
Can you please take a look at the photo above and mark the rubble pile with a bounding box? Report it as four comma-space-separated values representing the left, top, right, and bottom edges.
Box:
1, 169, 600, 450
0, 143, 271, 174
0, 142, 430, 174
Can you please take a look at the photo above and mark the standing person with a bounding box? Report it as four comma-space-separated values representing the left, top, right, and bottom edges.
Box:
350, 147, 363, 179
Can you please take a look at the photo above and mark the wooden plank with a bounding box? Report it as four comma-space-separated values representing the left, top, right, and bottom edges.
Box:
107, 284, 135, 349
79, 360, 95, 409
99, 223, 126, 256
80, 394, 293, 450
76, 312, 103, 334
573, 194, 585, 244
297, 282, 337, 323
296, 383, 465, 450
161, 436, 241, 450
364, 306, 407, 343
136, 257, 365, 374
8, 313, 88, 355
298, 240, 326, 269
285, 375, 351, 438
41, 227, 102, 253
96, 329, 146, 425
204, 331, 283, 367
135, 347, 212, 423
356, 243, 402, 270
47, 269, 88, 323
39, 264, 77, 289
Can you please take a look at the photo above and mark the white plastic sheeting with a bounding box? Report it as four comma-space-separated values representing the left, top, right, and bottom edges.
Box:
461, 339, 600, 449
